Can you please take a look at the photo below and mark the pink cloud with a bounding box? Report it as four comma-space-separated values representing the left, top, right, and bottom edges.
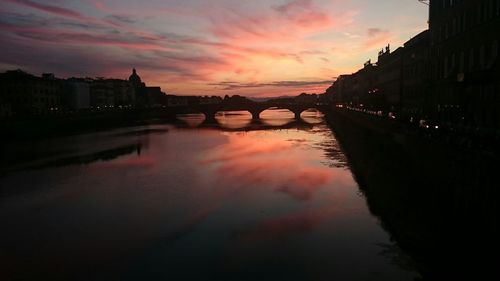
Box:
94, 1, 105, 11
0, 0, 358, 96
208, 1, 340, 44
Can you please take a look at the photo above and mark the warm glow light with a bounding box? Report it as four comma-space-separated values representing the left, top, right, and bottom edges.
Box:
1, 0, 428, 97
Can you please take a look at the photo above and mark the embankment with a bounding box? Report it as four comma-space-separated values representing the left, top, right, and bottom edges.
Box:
0, 109, 175, 140
326, 108, 498, 279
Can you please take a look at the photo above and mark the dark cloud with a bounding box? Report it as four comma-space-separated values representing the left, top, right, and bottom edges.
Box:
367, 28, 388, 37
106, 14, 137, 24
0, 11, 96, 30
209, 80, 333, 90
273, 0, 313, 14
4, 0, 89, 21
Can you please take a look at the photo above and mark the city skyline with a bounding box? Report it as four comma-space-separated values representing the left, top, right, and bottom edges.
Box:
1, 1, 499, 280
1, 0, 428, 97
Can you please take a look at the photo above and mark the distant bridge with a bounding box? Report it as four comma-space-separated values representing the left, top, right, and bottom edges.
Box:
168, 101, 328, 122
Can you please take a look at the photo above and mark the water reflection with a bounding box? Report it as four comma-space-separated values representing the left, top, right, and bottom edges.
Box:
301, 109, 325, 124
0, 111, 419, 281
260, 108, 295, 126
215, 111, 252, 129
204, 132, 336, 201
176, 113, 205, 127
32, 143, 142, 169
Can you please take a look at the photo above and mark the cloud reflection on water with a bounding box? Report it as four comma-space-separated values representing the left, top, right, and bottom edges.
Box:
235, 206, 337, 245
204, 132, 334, 202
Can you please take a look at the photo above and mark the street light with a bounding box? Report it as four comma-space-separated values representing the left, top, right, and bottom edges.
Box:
418, 0, 429, 5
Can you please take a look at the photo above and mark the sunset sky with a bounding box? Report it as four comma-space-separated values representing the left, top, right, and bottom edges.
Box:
0, 0, 428, 97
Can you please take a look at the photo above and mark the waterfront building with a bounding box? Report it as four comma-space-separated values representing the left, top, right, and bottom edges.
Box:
328, 0, 500, 133
428, 0, 500, 133
0, 70, 63, 117
89, 78, 115, 109
167, 95, 189, 107
146, 87, 165, 107
353, 61, 379, 110
108, 79, 136, 107
401, 30, 430, 121
376, 45, 404, 113
89, 77, 136, 110
128, 68, 166, 107
64, 78, 90, 111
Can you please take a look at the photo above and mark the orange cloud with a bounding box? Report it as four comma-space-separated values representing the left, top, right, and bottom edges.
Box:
1, 0, 426, 97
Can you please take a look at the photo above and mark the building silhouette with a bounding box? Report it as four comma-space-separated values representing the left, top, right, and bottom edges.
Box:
326, 1, 500, 136
402, 30, 430, 120
65, 78, 90, 111
0, 70, 63, 117
128, 68, 166, 108
0, 68, 169, 119
428, 0, 500, 133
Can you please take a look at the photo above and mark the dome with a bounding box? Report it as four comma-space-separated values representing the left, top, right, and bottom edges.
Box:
128, 68, 142, 85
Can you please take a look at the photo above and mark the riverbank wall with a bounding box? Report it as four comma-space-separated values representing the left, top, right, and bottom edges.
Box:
325, 108, 498, 279
0, 109, 175, 140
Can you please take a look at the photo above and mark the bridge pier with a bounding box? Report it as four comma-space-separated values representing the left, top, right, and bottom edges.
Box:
202, 111, 218, 124
250, 110, 262, 120
293, 110, 302, 120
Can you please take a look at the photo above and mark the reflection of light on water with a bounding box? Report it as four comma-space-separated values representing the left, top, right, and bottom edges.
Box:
216, 111, 252, 129
261, 108, 294, 126
203, 129, 338, 202
0, 121, 420, 280
301, 109, 324, 124
177, 113, 205, 127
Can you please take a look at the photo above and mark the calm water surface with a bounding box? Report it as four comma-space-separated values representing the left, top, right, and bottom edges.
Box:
0, 110, 419, 280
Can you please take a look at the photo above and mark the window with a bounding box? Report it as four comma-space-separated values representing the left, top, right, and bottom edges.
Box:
480, 45, 485, 69
492, 41, 498, 60
469, 47, 474, 72
444, 56, 449, 77
463, 12, 467, 30
489, 0, 494, 19
459, 51, 465, 72
451, 53, 456, 71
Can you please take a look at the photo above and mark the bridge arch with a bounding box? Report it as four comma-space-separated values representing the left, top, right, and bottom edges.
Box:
259, 107, 296, 119
213, 110, 254, 129
284, 105, 327, 119
175, 112, 206, 127
298, 108, 325, 124
169, 103, 327, 123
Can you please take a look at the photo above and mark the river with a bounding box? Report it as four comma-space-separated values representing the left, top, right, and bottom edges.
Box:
0, 109, 420, 280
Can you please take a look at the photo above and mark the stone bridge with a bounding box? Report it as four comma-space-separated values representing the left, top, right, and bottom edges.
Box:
169, 101, 328, 122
